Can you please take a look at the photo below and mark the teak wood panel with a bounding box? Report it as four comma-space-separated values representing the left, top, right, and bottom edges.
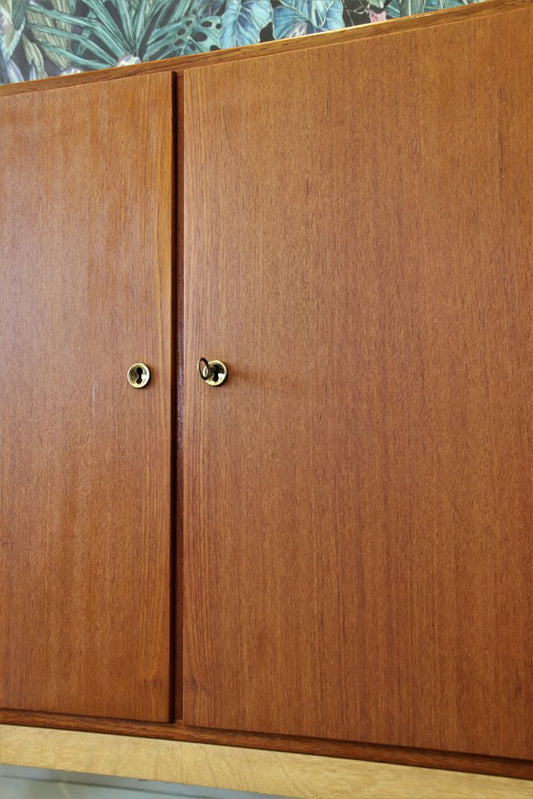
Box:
0, 73, 174, 721
183, 5, 532, 759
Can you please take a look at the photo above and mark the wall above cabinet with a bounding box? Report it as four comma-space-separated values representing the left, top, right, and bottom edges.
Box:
0, 0, 490, 86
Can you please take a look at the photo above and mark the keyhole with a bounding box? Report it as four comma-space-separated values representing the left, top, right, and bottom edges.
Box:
196, 358, 227, 386
127, 362, 150, 388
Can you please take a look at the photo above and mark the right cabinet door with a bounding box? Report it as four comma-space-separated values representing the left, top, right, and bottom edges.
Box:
183, 4, 532, 759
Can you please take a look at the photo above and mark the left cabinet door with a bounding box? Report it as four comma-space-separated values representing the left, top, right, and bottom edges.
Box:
0, 73, 174, 722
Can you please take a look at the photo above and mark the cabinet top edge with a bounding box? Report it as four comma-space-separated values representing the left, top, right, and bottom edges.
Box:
0, 0, 527, 99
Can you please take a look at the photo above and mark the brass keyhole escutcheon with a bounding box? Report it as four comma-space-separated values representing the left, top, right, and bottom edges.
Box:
197, 358, 228, 386
127, 362, 151, 388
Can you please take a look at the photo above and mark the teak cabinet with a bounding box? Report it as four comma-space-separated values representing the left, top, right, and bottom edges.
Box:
1, 0, 532, 780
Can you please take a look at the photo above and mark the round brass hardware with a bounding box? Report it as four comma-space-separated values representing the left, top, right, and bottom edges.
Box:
127, 362, 151, 388
197, 358, 228, 386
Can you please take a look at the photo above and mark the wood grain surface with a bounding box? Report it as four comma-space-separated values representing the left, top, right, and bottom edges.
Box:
183, 0, 532, 760
0, 0, 527, 100
2, 712, 532, 779
1, 0, 532, 780
2, 726, 533, 799
0, 73, 175, 720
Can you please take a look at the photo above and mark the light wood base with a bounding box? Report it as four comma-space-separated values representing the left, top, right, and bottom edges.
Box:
1, 725, 532, 799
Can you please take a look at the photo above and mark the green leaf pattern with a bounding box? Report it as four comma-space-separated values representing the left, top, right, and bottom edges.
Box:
0, 0, 488, 84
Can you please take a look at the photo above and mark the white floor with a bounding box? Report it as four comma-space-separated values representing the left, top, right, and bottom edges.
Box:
0, 767, 293, 799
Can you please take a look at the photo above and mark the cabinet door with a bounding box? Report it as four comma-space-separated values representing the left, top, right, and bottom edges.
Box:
183, 5, 532, 758
0, 73, 174, 721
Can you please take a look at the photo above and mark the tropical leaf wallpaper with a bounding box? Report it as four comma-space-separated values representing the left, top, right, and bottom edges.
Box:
1, 0, 487, 84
